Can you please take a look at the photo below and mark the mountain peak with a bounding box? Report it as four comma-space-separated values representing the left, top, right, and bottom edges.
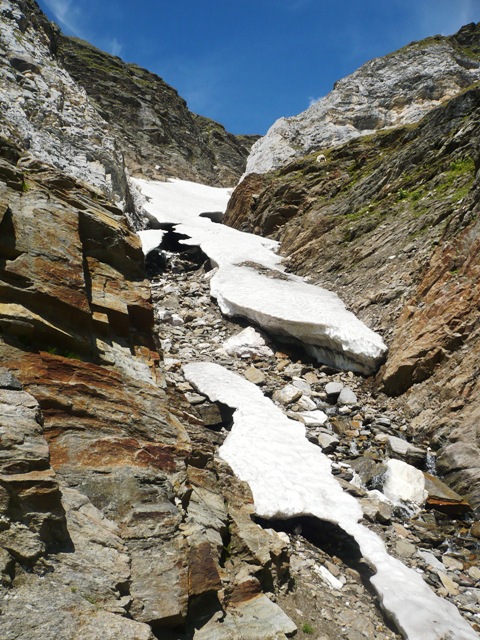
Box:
245, 23, 480, 176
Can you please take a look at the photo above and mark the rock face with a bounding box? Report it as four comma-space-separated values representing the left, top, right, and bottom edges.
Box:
224, 83, 480, 507
57, 35, 258, 187
0, 0, 125, 197
0, 0, 256, 214
2, 1, 480, 637
0, 134, 288, 636
245, 23, 480, 175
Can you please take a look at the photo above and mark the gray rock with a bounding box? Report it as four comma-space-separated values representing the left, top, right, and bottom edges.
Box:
317, 432, 339, 453
246, 33, 480, 175
337, 386, 357, 405
299, 409, 329, 427
325, 381, 344, 400
0, 523, 45, 563
194, 594, 297, 639
196, 403, 225, 427
291, 377, 312, 394
416, 550, 445, 572
395, 540, 417, 558
296, 395, 317, 411
0, 367, 22, 390
185, 392, 206, 405
360, 490, 392, 524
387, 435, 426, 466
273, 384, 302, 405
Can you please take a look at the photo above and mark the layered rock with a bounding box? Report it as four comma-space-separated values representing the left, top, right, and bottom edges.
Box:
224, 85, 480, 506
245, 23, 480, 175
0, 136, 290, 636
0, 0, 125, 197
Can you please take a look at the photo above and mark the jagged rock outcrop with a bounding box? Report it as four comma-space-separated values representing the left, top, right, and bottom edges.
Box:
224, 85, 480, 507
0, 0, 256, 217
0, 0, 127, 197
245, 23, 480, 176
56, 35, 258, 187
0, 135, 290, 637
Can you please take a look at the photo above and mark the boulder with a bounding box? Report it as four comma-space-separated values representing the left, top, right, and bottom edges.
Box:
382, 459, 427, 508
423, 472, 472, 515
386, 435, 426, 466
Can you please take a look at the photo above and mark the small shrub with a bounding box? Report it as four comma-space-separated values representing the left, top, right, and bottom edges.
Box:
302, 622, 315, 634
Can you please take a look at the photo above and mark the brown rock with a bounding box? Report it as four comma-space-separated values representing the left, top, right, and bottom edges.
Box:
424, 472, 472, 515
188, 541, 222, 597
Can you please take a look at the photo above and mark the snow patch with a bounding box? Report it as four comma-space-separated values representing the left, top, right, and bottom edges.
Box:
133, 177, 387, 374
382, 459, 428, 508
211, 265, 386, 375
223, 327, 274, 359
184, 362, 477, 640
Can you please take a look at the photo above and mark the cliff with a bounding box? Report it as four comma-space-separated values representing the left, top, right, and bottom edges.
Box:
224, 82, 480, 508
56, 35, 258, 187
0, 0, 256, 211
0, 127, 289, 640
1, 1, 480, 638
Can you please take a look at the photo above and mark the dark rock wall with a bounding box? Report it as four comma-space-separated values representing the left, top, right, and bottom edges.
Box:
56, 35, 257, 187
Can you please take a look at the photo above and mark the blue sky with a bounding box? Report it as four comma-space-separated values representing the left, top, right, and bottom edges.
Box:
37, 0, 480, 135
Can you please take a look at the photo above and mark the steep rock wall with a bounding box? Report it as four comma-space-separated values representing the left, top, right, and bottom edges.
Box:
0, 137, 288, 637
57, 35, 257, 188
224, 86, 480, 507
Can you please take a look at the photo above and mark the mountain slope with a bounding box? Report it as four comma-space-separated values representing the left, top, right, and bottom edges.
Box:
224, 84, 480, 507
245, 23, 480, 175
0, 0, 256, 213
57, 35, 257, 187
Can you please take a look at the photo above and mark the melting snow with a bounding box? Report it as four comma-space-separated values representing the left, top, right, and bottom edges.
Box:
184, 362, 478, 640
133, 177, 387, 374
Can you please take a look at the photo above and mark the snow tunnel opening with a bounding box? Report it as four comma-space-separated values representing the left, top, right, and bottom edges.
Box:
145, 224, 212, 276
255, 515, 400, 635
256, 515, 374, 586
195, 400, 235, 439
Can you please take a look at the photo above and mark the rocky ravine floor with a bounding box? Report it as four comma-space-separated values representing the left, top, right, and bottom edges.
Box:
148, 252, 480, 640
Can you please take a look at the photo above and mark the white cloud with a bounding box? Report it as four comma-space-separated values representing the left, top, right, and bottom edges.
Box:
42, 0, 82, 36
107, 37, 123, 58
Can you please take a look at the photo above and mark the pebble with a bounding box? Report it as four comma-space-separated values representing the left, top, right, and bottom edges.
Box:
438, 571, 460, 596
244, 366, 266, 385
470, 521, 480, 539
443, 555, 463, 571
468, 566, 480, 581
273, 384, 303, 405
396, 540, 417, 558
325, 381, 343, 399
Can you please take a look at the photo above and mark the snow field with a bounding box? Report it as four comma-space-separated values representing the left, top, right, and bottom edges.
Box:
184, 362, 478, 640
133, 177, 387, 374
